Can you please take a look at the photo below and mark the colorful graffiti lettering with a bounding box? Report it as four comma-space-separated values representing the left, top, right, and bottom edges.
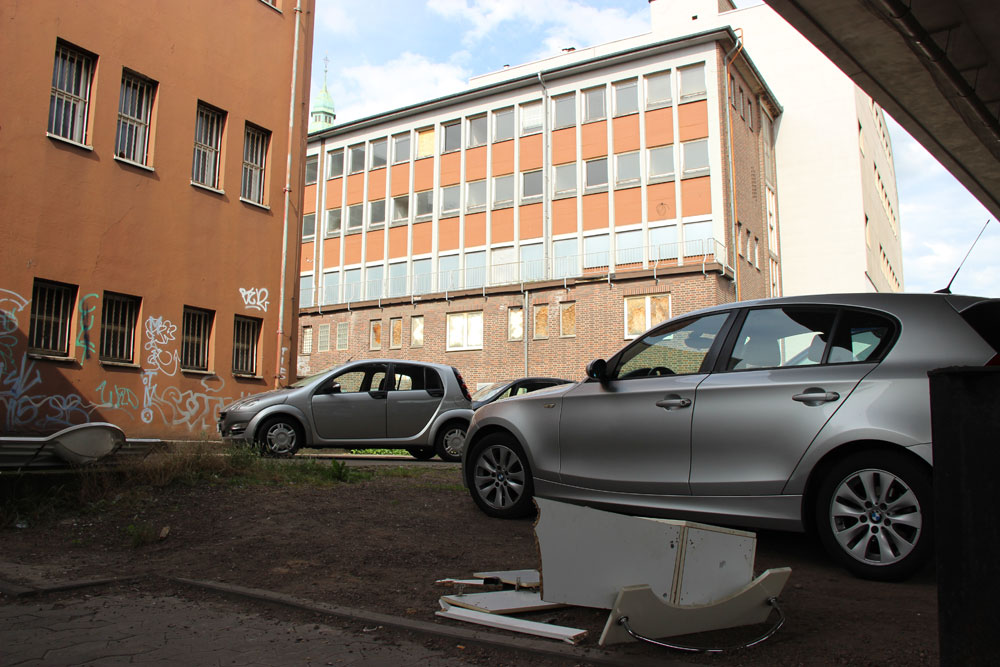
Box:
96, 380, 139, 410
239, 287, 269, 312
76, 293, 98, 361
0, 289, 29, 375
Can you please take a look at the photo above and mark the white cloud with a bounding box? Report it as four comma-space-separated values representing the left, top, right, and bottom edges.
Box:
326, 53, 471, 123
427, 0, 648, 57
889, 117, 998, 296
314, 2, 356, 35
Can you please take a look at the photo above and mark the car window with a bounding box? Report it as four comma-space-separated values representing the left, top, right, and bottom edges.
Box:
332, 364, 388, 392
727, 308, 836, 371
391, 363, 433, 391
613, 312, 729, 379
828, 310, 895, 363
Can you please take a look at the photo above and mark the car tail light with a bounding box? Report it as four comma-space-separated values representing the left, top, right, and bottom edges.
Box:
453, 368, 472, 401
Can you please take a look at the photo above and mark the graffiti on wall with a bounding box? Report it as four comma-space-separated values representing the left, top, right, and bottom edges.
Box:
96, 380, 139, 410
239, 287, 269, 313
139, 314, 246, 431
1, 289, 102, 431
76, 293, 98, 361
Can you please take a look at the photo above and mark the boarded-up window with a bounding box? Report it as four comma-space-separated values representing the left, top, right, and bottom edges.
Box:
447, 311, 483, 350
534, 304, 549, 339
508, 307, 523, 341
416, 127, 435, 158
369, 320, 382, 350
411, 316, 424, 347
560, 303, 576, 337
390, 318, 402, 349
625, 294, 671, 338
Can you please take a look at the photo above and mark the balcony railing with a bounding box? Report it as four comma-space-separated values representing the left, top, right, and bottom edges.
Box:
300, 237, 726, 308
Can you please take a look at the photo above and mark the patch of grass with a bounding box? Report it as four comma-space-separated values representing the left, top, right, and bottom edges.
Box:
375, 466, 427, 479
124, 521, 158, 548
0, 442, 375, 528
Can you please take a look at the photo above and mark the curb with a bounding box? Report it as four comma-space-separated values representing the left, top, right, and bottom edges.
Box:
0, 575, 140, 598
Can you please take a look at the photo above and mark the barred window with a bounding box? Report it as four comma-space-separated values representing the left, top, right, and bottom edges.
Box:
301, 325, 313, 354
116, 70, 156, 164
241, 123, 270, 204
181, 306, 213, 371
100, 291, 140, 363
192, 102, 224, 188
317, 323, 331, 352
336, 322, 349, 350
48, 41, 94, 144
232, 315, 261, 376
28, 279, 77, 356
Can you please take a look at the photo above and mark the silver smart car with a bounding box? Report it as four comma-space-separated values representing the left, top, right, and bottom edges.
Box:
462, 293, 999, 581
219, 359, 474, 461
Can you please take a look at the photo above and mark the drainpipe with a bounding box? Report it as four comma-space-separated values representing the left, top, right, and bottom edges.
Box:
275, 0, 304, 388
724, 31, 744, 300
523, 289, 529, 376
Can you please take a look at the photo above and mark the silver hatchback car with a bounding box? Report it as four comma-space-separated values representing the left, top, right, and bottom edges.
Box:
462, 293, 999, 581
219, 359, 474, 461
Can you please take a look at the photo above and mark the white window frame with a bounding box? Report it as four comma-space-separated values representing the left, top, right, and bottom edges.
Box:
192, 102, 224, 189
441, 185, 460, 217
327, 148, 344, 178
468, 115, 487, 148
466, 180, 487, 212
241, 123, 269, 204
615, 152, 640, 187
493, 174, 514, 206
446, 311, 484, 351
520, 101, 542, 135
302, 212, 316, 239
553, 94, 576, 129
116, 70, 155, 165
392, 132, 411, 164
48, 41, 94, 145
347, 204, 363, 231
648, 145, 675, 180
336, 321, 349, 350
369, 199, 386, 228
415, 190, 433, 219
370, 138, 388, 169
682, 139, 709, 176
521, 170, 543, 201
554, 163, 576, 196
326, 208, 342, 236
613, 79, 638, 117
583, 86, 606, 122
585, 157, 608, 189
646, 70, 672, 109
391, 195, 409, 224
442, 120, 461, 153
317, 323, 331, 352
493, 107, 514, 142
624, 294, 671, 339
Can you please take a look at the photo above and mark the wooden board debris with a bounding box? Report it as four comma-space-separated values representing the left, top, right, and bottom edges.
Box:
436, 600, 587, 645
440, 589, 566, 614
472, 569, 540, 588
598, 567, 793, 645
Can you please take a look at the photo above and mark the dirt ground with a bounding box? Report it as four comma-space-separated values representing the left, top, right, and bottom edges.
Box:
0, 460, 939, 666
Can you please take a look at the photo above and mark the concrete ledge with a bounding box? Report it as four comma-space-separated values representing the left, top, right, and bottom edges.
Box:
171, 577, 677, 667
0, 576, 139, 598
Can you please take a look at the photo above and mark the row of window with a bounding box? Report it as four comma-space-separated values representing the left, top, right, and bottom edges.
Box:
300, 223, 715, 307
303, 139, 710, 240
26, 279, 263, 376
301, 293, 669, 360
48, 40, 271, 205
307, 63, 708, 182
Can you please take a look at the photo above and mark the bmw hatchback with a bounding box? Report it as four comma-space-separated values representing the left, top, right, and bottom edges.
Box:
219, 359, 474, 461
462, 293, 999, 580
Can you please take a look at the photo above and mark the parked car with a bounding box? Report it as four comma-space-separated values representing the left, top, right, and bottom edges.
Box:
219, 360, 474, 461
471, 377, 575, 410
462, 293, 1000, 581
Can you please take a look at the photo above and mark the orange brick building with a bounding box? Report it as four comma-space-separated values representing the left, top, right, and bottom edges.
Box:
0, 0, 315, 438
298, 28, 780, 387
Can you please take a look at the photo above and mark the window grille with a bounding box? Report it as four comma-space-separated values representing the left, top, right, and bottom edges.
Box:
116, 71, 155, 164
181, 306, 213, 371
336, 322, 349, 350
242, 124, 269, 203
192, 103, 224, 187
28, 279, 76, 356
232, 315, 261, 375
49, 42, 94, 143
100, 291, 140, 363
302, 326, 313, 354
317, 324, 331, 352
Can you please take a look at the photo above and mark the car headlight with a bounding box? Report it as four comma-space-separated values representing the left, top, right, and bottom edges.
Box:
237, 399, 262, 410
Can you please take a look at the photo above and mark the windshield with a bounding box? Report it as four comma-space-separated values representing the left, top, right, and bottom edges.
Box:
471, 381, 508, 402
287, 365, 342, 388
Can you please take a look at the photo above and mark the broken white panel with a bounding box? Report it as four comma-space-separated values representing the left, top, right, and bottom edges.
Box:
434, 578, 493, 587
534, 497, 755, 609
437, 600, 587, 645
440, 589, 565, 614
472, 569, 540, 588
598, 567, 792, 645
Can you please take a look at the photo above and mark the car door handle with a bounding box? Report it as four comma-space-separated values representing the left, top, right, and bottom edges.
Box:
369, 390, 388, 399
792, 389, 840, 405
656, 395, 692, 410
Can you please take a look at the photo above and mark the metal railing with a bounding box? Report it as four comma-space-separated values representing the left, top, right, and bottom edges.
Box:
300, 237, 726, 308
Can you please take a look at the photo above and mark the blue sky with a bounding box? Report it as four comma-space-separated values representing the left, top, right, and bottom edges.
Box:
309, 0, 998, 297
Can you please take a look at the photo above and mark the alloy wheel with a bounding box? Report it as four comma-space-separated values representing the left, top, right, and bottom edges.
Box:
473, 443, 527, 511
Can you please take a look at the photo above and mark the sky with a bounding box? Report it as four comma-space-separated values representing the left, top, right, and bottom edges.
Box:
307, 0, 999, 297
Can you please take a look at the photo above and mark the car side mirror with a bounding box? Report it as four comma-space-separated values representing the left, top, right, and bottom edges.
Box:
586, 358, 608, 382
327, 382, 341, 394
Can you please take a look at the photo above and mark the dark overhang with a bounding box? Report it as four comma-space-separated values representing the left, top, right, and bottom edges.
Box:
765, 0, 1000, 218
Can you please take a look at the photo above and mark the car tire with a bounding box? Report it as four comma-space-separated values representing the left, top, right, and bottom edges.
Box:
465, 432, 535, 519
815, 450, 932, 581
407, 447, 435, 461
434, 421, 468, 462
257, 417, 303, 457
